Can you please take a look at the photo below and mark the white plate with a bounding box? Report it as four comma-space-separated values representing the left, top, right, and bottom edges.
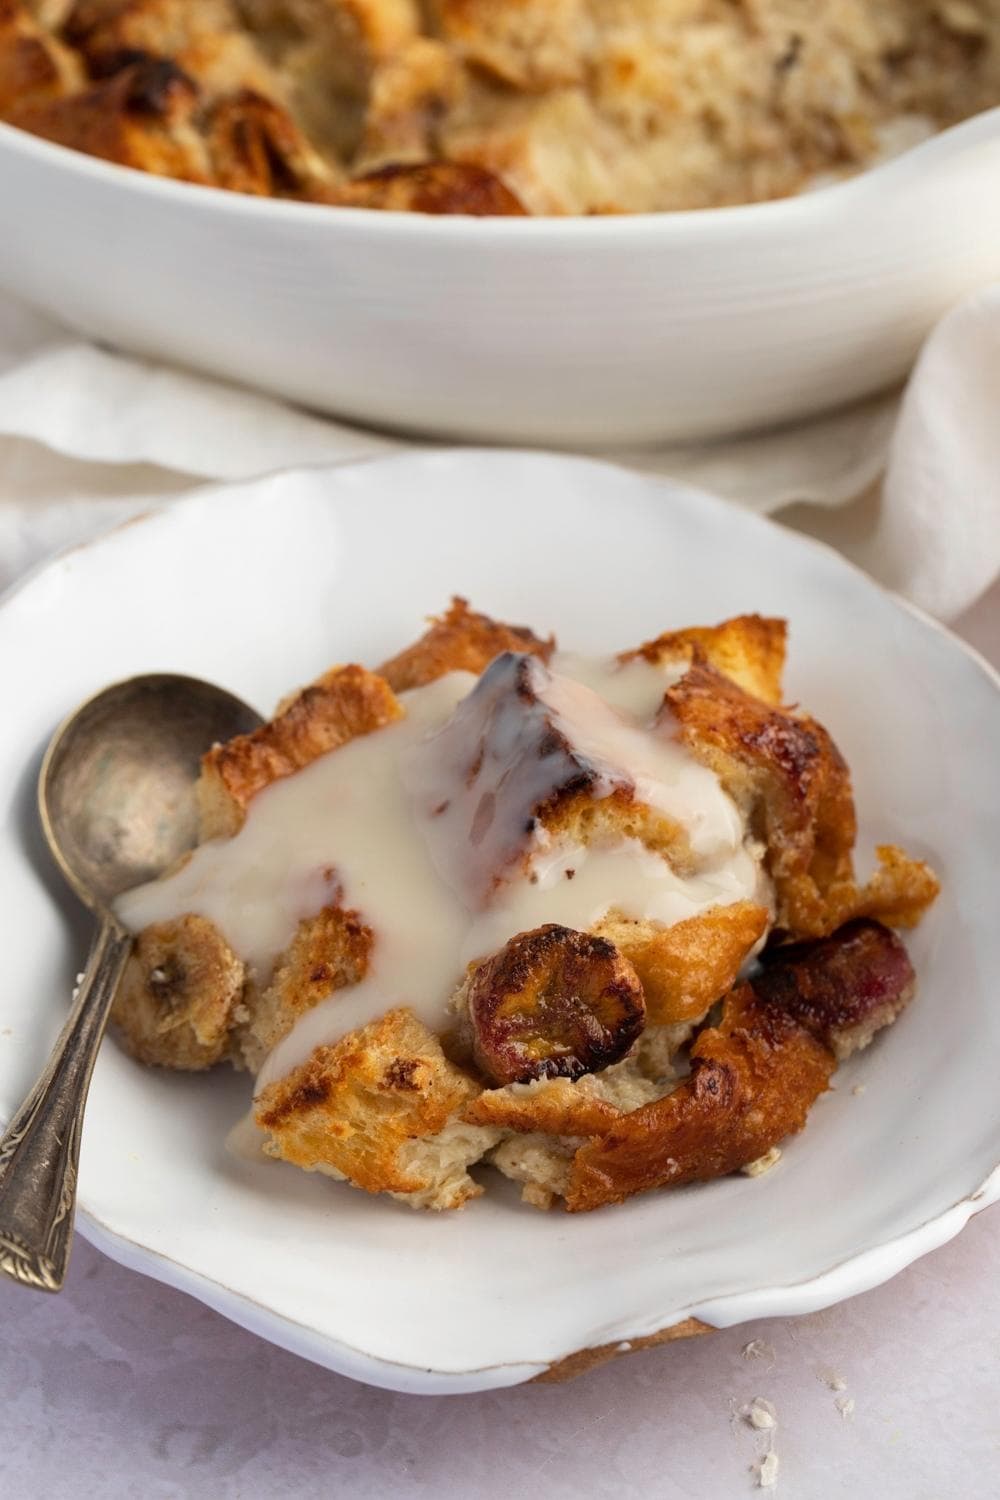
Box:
0, 451, 997, 1394
5, 111, 1000, 445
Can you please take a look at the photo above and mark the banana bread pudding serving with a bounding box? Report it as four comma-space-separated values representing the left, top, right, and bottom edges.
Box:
113, 601, 939, 1212
1, 2, 999, 212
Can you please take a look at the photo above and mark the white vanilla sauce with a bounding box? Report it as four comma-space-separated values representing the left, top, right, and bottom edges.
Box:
115, 652, 770, 1094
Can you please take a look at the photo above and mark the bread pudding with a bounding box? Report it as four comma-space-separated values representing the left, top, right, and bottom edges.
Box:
112, 600, 938, 1212
1, 2, 999, 212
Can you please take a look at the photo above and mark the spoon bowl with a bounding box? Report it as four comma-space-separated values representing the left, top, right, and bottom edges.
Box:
0, 673, 261, 1290
40, 674, 263, 913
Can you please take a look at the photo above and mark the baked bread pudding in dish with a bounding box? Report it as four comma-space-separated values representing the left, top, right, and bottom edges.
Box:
113, 601, 939, 1212
2, 1, 1000, 213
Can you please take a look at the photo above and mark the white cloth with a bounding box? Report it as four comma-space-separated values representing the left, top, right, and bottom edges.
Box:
1, 287, 997, 619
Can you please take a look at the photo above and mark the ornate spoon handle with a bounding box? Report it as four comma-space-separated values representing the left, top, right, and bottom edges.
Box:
0, 921, 132, 1291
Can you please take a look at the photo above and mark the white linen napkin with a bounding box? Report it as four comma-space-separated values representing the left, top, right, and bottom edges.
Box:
1, 286, 997, 620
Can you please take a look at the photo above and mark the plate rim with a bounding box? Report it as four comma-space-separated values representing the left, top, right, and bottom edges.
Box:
3, 448, 999, 1392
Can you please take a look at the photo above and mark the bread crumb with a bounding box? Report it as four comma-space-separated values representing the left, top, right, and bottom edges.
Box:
742, 1339, 775, 1364
852, 1083, 866, 1096
744, 1397, 777, 1431
616, 1341, 633, 1353
756, 1452, 780, 1488
835, 1395, 855, 1419
819, 1366, 847, 1391
742, 1147, 781, 1177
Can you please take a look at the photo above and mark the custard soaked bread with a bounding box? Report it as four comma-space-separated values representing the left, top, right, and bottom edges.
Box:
3, 1, 1000, 212
112, 602, 938, 1212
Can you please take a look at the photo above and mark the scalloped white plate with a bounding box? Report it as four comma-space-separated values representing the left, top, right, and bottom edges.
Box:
0, 451, 997, 1393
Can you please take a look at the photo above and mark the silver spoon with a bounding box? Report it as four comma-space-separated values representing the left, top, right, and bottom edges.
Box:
0, 674, 262, 1291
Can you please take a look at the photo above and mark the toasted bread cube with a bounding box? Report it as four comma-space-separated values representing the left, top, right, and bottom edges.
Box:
255, 1007, 499, 1209
595, 900, 769, 1025
624, 615, 787, 706
238, 904, 373, 1071
665, 660, 857, 936
378, 596, 553, 692
197, 663, 402, 839
113, 915, 246, 1070
4, 53, 213, 179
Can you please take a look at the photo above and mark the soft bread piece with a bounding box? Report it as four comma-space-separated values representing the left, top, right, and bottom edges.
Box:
64, 0, 281, 102
113, 915, 247, 1070
254, 1006, 499, 1209
237, 903, 373, 1071
594, 900, 769, 1025
623, 615, 788, 707
197, 663, 402, 839
427, 0, 587, 90
378, 595, 553, 691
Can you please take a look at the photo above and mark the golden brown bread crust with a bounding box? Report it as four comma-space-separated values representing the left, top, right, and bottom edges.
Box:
113, 914, 247, 1069
565, 983, 836, 1212
665, 657, 858, 937
623, 616, 788, 707
197, 662, 402, 839
4, 51, 212, 178
255, 1006, 496, 1207
462, 1074, 622, 1137
237, 903, 373, 1071
594, 900, 770, 1026
378, 595, 553, 691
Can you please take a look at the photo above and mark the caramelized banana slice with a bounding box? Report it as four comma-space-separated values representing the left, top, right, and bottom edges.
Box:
113, 915, 246, 1070
465, 924, 645, 1086
322, 161, 527, 215
754, 917, 915, 1060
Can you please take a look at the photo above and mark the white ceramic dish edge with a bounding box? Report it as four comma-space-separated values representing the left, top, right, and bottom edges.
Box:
5, 109, 1000, 443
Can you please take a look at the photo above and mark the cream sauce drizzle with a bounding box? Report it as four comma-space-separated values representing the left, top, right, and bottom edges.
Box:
116, 652, 769, 1094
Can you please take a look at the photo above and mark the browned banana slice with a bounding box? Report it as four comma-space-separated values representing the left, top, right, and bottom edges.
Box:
753, 917, 915, 1060
324, 161, 527, 216
466, 924, 645, 1086
112, 915, 245, 1070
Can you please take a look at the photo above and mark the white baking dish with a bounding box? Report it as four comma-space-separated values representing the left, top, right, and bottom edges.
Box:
2, 109, 1000, 445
